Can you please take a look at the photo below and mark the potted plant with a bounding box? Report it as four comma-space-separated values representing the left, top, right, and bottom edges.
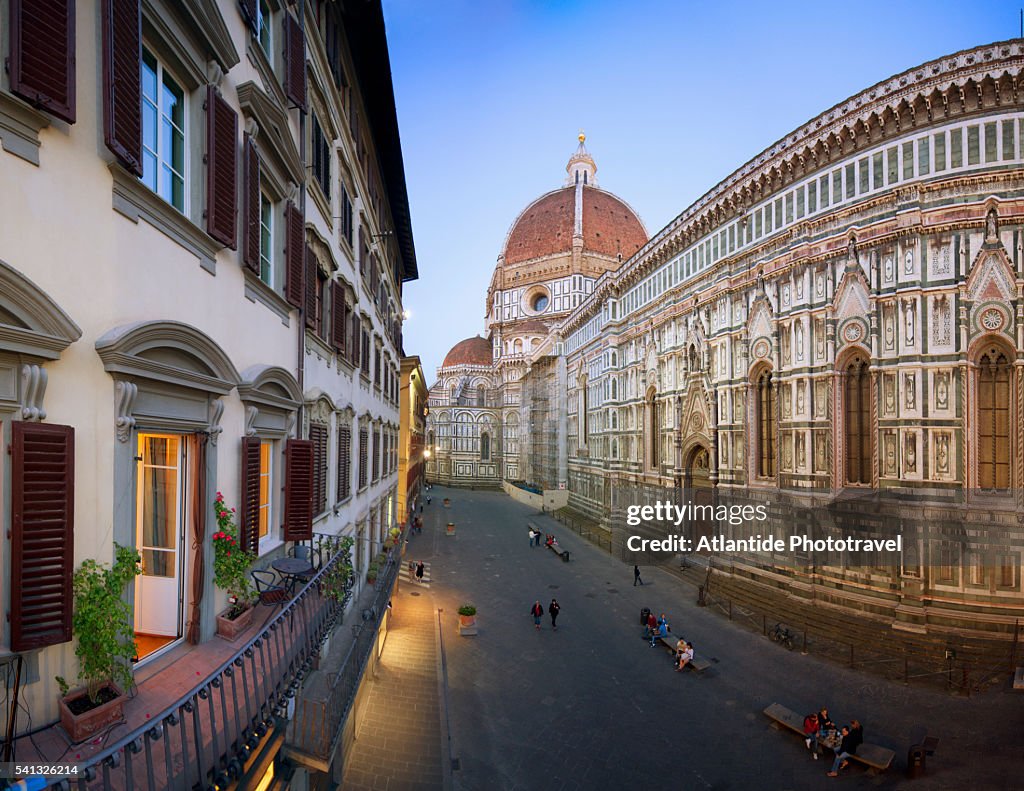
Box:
366, 560, 380, 585
56, 543, 142, 743
212, 492, 258, 641
320, 535, 355, 605
446, 522, 456, 536
457, 604, 478, 636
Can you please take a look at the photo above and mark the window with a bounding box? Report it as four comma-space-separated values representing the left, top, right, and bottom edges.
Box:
311, 114, 331, 199
336, 422, 351, 501
259, 193, 273, 285
258, 440, 273, 541
756, 369, 776, 477
532, 293, 548, 311
256, 0, 272, 55
646, 389, 659, 469
477, 385, 486, 406
481, 432, 491, 461
844, 355, 871, 485
340, 183, 354, 247
977, 345, 1011, 491
372, 427, 381, 481
310, 422, 328, 515
141, 48, 186, 211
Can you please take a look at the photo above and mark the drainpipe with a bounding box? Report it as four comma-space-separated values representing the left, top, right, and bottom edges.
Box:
295, 0, 307, 432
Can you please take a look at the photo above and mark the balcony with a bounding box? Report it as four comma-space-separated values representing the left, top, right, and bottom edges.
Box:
10, 537, 377, 790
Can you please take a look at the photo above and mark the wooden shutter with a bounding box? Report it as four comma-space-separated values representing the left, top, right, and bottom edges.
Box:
239, 437, 261, 555
239, 0, 257, 30
10, 422, 74, 651
309, 424, 328, 516
283, 438, 313, 541
102, 0, 142, 176
336, 423, 351, 501
282, 12, 306, 111
205, 86, 238, 249
242, 136, 261, 273
331, 282, 347, 352
284, 201, 304, 308
304, 246, 318, 330
9, 0, 77, 123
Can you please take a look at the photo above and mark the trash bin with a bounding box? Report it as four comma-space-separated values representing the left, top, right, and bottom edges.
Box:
640, 607, 651, 625
907, 744, 926, 778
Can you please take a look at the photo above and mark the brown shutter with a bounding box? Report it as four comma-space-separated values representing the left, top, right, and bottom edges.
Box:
331, 282, 347, 352
284, 201, 304, 308
304, 246, 317, 330
205, 86, 238, 249
9, 0, 77, 123
350, 312, 360, 366
10, 422, 74, 651
282, 12, 306, 111
102, 0, 142, 176
238, 437, 261, 555
283, 438, 313, 541
309, 424, 328, 516
242, 136, 261, 273
239, 0, 257, 30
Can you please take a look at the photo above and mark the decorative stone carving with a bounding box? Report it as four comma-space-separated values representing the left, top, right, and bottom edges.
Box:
245, 405, 259, 436
795, 321, 804, 361
115, 381, 138, 442
883, 374, 896, 416
904, 432, 917, 474
884, 256, 894, 283
20, 363, 47, 422
935, 370, 950, 410
207, 399, 225, 445
932, 296, 952, 346
883, 431, 897, 475
934, 432, 951, 477
904, 372, 916, 411
985, 206, 998, 243
904, 249, 914, 275
903, 299, 915, 345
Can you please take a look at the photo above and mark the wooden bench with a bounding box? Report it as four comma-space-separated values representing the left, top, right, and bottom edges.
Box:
762, 703, 894, 773
545, 540, 570, 561
657, 634, 711, 673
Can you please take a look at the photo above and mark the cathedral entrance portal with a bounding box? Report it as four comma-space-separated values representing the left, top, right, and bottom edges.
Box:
684, 444, 713, 552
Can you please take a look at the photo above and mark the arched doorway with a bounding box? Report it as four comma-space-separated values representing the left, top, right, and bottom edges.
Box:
684, 443, 713, 551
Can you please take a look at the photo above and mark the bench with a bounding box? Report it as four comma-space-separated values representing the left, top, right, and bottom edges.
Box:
762, 703, 894, 773
546, 540, 570, 562
657, 634, 711, 673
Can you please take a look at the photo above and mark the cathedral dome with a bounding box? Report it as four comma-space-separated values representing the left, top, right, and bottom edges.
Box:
441, 336, 492, 367
501, 135, 648, 266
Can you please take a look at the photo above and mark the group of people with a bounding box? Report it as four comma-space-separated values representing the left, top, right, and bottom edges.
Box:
530, 599, 561, 630
802, 707, 864, 776
527, 527, 542, 546
642, 611, 696, 670
407, 560, 425, 582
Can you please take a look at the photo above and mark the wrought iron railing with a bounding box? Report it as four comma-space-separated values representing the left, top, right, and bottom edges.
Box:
35, 539, 354, 790
285, 555, 400, 765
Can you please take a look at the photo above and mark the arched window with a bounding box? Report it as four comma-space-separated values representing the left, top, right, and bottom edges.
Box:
449, 387, 457, 405
756, 369, 776, 477
477, 384, 486, 406
428, 430, 435, 447
611, 378, 617, 400
977, 345, 1011, 490
480, 431, 490, 461
843, 354, 871, 484
513, 339, 523, 354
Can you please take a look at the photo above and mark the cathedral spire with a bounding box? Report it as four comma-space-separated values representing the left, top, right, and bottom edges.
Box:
565, 131, 597, 187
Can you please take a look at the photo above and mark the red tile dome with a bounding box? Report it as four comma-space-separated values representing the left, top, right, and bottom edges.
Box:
442, 336, 492, 367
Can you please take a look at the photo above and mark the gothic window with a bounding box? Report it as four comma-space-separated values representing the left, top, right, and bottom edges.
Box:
480, 432, 490, 461
843, 355, 871, 485
756, 369, 776, 477
977, 345, 1011, 491
477, 384, 486, 406
646, 388, 659, 469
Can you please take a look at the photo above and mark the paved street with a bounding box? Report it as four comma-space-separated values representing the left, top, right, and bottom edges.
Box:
345, 486, 1023, 790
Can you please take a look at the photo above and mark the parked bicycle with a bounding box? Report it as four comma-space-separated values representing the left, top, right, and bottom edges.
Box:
768, 623, 796, 651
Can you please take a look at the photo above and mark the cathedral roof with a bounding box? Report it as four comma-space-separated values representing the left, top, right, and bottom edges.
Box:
441, 336, 492, 367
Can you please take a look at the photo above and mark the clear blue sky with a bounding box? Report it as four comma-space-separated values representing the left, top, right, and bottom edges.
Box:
384, 0, 1017, 382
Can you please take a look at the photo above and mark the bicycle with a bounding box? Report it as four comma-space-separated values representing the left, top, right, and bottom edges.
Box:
769, 623, 796, 651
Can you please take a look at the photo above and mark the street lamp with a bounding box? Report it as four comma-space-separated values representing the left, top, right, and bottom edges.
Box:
423, 447, 431, 488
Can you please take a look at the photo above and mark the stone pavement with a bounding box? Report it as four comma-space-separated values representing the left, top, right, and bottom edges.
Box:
341, 572, 447, 791
346, 486, 1023, 791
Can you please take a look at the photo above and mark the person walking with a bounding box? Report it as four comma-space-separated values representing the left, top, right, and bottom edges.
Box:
415, 561, 425, 583
548, 599, 561, 631
634, 565, 643, 586
531, 600, 544, 630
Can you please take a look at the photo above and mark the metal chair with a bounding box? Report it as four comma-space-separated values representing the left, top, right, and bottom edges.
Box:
251, 569, 287, 607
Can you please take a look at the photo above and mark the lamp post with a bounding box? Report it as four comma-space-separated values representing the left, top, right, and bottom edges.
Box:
423, 447, 431, 488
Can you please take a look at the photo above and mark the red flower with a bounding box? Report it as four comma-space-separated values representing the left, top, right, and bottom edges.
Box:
226, 551, 231, 557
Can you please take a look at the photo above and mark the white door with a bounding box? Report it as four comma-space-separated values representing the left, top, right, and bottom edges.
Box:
134, 434, 184, 637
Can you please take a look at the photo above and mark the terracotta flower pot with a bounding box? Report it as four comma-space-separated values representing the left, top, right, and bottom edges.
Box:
59, 684, 125, 744
446, 523, 456, 535
457, 613, 478, 636
216, 603, 254, 641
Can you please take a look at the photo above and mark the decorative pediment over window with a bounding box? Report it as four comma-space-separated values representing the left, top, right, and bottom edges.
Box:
747, 298, 773, 345
238, 365, 301, 437
965, 249, 1015, 304
237, 80, 304, 186
833, 268, 870, 322
0, 259, 81, 360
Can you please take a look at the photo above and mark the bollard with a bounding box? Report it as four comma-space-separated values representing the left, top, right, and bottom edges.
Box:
697, 585, 707, 606
907, 744, 926, 778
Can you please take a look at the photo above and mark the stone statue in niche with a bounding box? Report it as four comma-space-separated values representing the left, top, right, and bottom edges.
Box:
904, 373, 916, 410
986, 207, 998, 242
935, 371, 950, 410
847, 237, 858, 267
904, 299, 915, 345
905, 433, 917, 473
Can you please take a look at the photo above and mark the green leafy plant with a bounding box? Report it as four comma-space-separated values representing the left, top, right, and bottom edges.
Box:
58, 543, 142, 704
457, 604, 477, 617
366, 561, 380, 582
212, 491, 257, 617
321, 535, 355, 603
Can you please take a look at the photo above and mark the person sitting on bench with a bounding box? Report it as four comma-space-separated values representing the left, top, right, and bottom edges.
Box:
650, 620, 669, 647
827, 720, 863, 777
643, 611, 658, 637
803, 712, 820, 759
675, 642, 694, 671
545, 534, 555, 548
